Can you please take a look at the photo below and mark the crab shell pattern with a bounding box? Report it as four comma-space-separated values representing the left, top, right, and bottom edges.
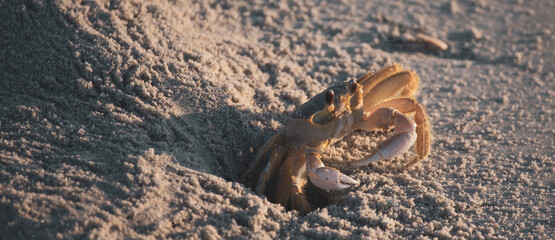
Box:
242, 63, 431, 214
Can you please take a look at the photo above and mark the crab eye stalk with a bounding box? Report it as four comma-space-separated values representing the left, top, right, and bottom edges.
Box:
325, 90, 334, 106
350, 81, 358, 94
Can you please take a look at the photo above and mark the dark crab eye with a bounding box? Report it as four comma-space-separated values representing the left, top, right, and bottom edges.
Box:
325, 90, 334, 106
349, 81, 358, 94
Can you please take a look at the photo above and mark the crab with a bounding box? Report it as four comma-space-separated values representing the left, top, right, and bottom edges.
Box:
242, 63, 431, 214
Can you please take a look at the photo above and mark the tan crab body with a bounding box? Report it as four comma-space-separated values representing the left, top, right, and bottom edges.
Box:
242, 63, 431, 214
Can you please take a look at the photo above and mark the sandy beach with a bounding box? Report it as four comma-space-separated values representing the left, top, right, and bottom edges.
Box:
0, 0, 553, 239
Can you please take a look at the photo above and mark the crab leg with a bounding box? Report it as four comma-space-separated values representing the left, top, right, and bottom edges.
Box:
275, 154, 294, 206
254, 145, 287, 194
289, 148, 311, 214
274, 146, 312, 215
357, 62, 404, 96
362, 70, 419, 112
241, 132, 285, 184
369, 98, 431, 165
306, 150, 359, 190
354, 98, 430, 169
352, 107, 417, 167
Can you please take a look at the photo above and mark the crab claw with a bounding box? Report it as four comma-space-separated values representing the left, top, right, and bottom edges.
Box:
309, 167, 359, 190
306, 151, 359, 190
